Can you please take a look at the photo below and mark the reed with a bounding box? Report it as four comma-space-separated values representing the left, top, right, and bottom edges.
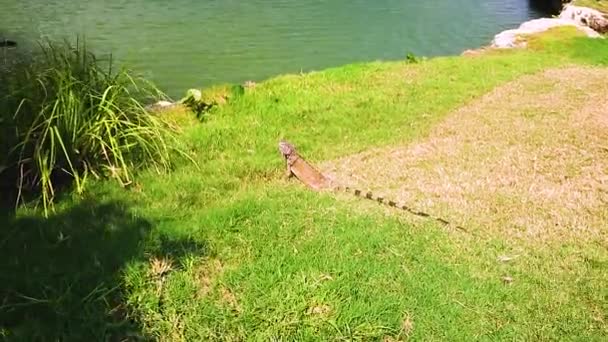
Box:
0, 39, 176, 215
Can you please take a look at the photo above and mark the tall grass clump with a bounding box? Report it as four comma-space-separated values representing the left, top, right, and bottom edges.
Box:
0, 39, 177, 214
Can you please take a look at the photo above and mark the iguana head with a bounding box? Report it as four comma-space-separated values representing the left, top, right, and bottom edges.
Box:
278, 140, 296, 158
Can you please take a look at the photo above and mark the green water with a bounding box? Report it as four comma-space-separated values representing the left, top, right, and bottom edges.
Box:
1, 0, 554, 97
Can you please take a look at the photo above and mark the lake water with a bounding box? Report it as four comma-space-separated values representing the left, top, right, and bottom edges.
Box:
1, 0, 557, 97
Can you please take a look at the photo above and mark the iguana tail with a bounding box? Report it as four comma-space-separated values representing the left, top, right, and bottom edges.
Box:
338, 186, 466, 231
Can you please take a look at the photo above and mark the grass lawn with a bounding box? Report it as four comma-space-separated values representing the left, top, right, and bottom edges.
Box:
2, 28, 608, 340
572, 0, 608, 13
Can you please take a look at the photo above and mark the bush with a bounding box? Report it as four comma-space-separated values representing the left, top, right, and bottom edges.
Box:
0, 39, 177, 214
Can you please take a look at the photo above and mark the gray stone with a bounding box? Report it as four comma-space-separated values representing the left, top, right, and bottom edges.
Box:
559, 5, 608, 33
146, 100, 177, 112
492, 17, 601, 48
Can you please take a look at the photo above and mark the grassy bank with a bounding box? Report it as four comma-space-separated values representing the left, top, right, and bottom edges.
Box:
2, 28, 608, 340
0, 40, 176, 214
572, 0, 608, 12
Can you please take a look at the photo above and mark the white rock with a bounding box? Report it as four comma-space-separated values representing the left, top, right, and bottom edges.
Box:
155, 100, 175, 108
145, 100, 177, 112
560, 5, 608, 33
492, 17, 601, 48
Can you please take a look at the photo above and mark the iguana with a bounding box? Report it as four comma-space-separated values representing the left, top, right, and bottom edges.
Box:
278, 140, 465, 231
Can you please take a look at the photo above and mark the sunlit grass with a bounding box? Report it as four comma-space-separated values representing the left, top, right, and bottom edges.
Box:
572, 0, 608, 12
2, 31, 608, 340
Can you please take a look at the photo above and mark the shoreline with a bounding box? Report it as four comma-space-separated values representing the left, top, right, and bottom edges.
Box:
488, 2, 606, 49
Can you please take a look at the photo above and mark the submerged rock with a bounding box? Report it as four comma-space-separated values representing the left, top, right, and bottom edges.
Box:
492, 17, 601, 48
559, 5, 608, 33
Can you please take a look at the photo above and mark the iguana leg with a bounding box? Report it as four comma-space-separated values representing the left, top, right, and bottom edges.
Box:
284, 166, 294, 179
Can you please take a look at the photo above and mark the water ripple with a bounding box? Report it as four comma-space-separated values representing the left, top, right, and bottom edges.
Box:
1, 0, 552, 97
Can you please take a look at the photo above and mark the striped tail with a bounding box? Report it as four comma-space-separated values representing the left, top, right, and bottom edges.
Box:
339, 186, 466, 231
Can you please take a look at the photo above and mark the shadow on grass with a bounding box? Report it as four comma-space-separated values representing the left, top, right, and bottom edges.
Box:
0, 199, 208, 340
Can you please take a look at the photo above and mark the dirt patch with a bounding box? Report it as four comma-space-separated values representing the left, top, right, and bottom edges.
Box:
323, 67, 608, 243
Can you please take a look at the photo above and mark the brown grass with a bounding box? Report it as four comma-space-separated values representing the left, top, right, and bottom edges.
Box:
219, 286, 241, 312
306, 302, 332, 317
149, 257, 174, 278
323, 67, 608, 244
149, 256, 174, 295
194, 258, 225, 298
193, 258, 242, 312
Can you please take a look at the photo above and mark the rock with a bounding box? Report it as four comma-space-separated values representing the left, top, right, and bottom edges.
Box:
559, 5, 608, 33
243, 80, 257, 89
492, 3, 608, 49
155, 100, 175, 108
145, 100, 177, 112
492, 17, 601, 48
461, 47, 490, 56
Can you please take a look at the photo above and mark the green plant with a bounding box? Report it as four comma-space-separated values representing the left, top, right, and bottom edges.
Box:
181, 88, 213, 119
0, 39, 177, 215
405, 52, 424, 64
181, 84, 245, 120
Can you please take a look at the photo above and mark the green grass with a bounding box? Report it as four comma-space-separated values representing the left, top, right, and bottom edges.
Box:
0, 39, 178, 215
572, 0, 608, 13
2, 29, 608, 340
121, 188, 608, 340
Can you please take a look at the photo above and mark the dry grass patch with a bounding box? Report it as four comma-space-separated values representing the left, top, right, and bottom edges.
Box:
305, 303, 332, 317
194, 258, 225, 298
323, 66, 608, 244
193, 258, 242, 312
219, 286, 241, 313
148, 256, 174, 295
